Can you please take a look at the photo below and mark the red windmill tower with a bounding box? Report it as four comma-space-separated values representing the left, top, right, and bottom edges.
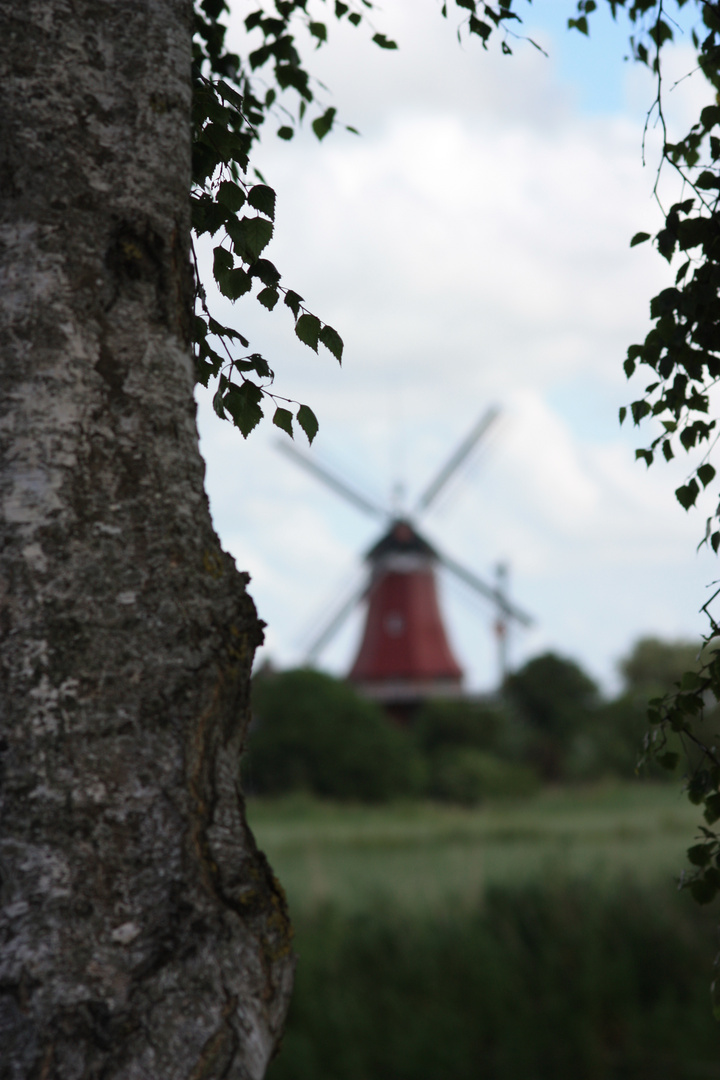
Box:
278, 408, 533, 717
347, 520, 463, 717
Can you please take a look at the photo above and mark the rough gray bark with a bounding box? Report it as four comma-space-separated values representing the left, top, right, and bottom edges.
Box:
0, 2, 294, 1076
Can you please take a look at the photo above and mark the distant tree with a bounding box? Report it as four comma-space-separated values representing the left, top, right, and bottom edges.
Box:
415, 699, 505, 757
620, 637, 702, 701
414, 698, 539, 802
505, 653, 600, 779
246, 669, 424, 801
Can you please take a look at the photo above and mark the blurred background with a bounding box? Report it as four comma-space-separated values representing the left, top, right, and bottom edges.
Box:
197, 2, 720, 1076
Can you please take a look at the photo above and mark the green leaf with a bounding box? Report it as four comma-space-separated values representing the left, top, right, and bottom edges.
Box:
213, 246, 233, 277
227, 215, 274, 261
704, 794, 720, 824
688, 843, 712, 867
207, 316, 249, 347
675, 480, 700, 510
568, 15, 588, 34
631, 400, 651, 424
689, 877, 718, 904
224, 380, 264, 438
700, 104, 720, 130
212, 388, 226, 419
247, 184, 276, 219
277, 126, 294, 140
657, 751, 680, 771
257, 286, 279, 310
319, 323, 344, 362
309, 21, 327, 42
231, 353, 272, 379
630, 231, 651, 247
372, 33, 398, 49
216, 80, 244, 112
218, 267, 252, 300
199, 124, 250, 170
698, 464, 716, 488
312, 107, 337, 141
192, 194, 229, 236
618, 406, 627, 424
250, 259, 281, 286
469, 17, 492, 42
284, 290, 303, 317
217, 180, 246, 213
297, 404, 319, 444
295, 313, 321, 351
680, 670, 703, 691
273, 407, 294, 437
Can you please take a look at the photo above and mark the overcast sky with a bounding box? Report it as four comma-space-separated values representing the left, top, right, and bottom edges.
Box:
195, 0, 719, 694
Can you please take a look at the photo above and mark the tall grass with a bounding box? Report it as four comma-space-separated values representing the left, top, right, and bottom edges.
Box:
249, 783, 701, 914
270, 883, 720, 1080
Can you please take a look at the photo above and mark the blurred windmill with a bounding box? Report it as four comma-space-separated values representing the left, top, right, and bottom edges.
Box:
278, 407, 533, 720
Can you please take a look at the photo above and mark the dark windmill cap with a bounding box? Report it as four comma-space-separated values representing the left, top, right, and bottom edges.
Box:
366, 518, 438, 562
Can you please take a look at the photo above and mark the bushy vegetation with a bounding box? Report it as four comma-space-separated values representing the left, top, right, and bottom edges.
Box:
269, 883, 720, 1080
244, 637, 708, 803
414, 698, 539, 802
244, 667, 425, 801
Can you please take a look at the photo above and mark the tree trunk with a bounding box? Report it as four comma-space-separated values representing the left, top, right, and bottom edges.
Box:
0, 3, 294, 1076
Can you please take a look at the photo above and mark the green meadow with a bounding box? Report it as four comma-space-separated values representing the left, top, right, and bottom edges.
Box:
249, 781, 702, 915
251, 783, 720, 1080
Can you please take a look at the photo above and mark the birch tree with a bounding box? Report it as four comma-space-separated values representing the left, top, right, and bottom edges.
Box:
0, 2, 293, 1075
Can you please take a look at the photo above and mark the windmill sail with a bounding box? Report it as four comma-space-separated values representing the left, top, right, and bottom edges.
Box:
414, 406, 500, 513
276, 440, 384, 518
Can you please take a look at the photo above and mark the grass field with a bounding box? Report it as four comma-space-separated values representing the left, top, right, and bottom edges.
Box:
247, 780, 703, 914
251, 782, 720, 1079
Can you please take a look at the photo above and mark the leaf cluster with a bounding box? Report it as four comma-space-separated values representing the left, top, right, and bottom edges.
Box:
600, 5, 720, 526
439, 0, 527, 52
512, 2, 720, 943
191, 0, 548, 442
461, 4, 720, 522
639, 637, 720, 938
192, 0, 397, 440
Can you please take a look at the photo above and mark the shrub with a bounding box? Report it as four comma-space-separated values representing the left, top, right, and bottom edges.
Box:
414, 698, 506, 756
428, 747, 539, 804
505, 652, 602, 780
244, 668, 425, 802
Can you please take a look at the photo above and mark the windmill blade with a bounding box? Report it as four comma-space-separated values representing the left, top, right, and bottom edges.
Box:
438, 548, 533, 627
414, 406, 501, 514
276, 440, 386, 519
304, 579, 368, 663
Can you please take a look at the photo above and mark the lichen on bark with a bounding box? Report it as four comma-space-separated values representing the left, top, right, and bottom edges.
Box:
0, 2, 294, 1076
